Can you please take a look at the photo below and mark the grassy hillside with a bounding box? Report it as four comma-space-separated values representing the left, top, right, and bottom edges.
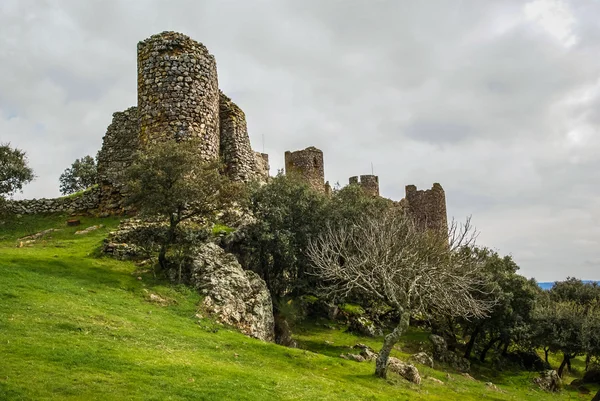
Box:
0, 214, 596, 400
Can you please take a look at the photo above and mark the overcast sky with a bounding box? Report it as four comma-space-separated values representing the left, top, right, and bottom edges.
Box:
1, 0, 599, 281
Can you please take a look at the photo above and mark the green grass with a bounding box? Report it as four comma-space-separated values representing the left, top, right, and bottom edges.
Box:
0, 214, 597, 400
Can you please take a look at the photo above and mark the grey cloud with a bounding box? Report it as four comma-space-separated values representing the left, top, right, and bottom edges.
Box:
1, 0, 599, 281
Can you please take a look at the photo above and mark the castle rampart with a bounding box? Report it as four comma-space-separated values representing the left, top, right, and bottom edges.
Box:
284, 147, 325, 193
349, 175, 379, 197
137, 31, 220, 160
219, 92, 268, 182
96, 107, 140, 212
405, 183, 448, 232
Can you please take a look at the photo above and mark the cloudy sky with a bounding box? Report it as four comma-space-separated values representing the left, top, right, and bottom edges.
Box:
1, 0, 599, 281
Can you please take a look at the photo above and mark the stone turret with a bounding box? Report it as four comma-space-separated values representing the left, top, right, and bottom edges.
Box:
405, 183, 448, 232
137, 31, 220, 160
349, 175, 379, 197
284, 146, 325, 193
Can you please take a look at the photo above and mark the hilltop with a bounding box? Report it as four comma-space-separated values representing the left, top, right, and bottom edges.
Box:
0, 213, 597, 400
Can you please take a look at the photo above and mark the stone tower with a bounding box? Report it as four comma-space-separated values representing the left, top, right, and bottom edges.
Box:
405, 183, 448, 232
137, 31, 220, 160
284, 146, 325, 193
349, 175, 380, 197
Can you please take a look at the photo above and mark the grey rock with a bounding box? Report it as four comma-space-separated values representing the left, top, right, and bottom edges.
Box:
388, 357, 421, 385
348, 316, 382, 337
409, 352, 434, 368
533, 370, 561, 392
190, 243, 274, 342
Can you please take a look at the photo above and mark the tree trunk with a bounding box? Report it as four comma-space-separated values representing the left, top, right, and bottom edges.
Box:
567, 356, 572, 372
501, 339, 510, 356
159, 216, 177, 270
464, 326, 480, 359
591, 388, 600, 401
544, 347, 550, 365
586, 354, 591, 371
480, 337, 500, 363
558, 354, 570, 378
375, 310, 410, 378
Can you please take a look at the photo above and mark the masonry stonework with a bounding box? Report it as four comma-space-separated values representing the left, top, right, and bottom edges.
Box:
219, 92, 269, 182
284, 147, 325, 193
349, 175, 379, 197
137, 31, 220, 160
96, 107, 140, 213
404, 183, 448, 232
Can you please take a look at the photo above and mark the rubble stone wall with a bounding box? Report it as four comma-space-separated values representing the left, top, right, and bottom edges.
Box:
96, 107, 140, 213
405, 183, 448, 232
5, 187, 100, 215
349, 175, 379, 196
284, 147, 325, 193
219, 92, 268, 182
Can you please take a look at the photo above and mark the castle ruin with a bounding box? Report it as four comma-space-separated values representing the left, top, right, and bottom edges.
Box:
97, 32, 269, 212
14, 30, 447, 228
349, 175, 380, 197
404, 183, 448, 232
284, 147, 326, 193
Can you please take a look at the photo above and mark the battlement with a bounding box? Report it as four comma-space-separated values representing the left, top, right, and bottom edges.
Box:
284, 147, 325, 193
349, 174, 379, 197
405, 183, 448, 232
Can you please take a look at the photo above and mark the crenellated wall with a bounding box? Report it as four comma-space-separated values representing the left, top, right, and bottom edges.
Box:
137, 31, 220, 160
349, 175, 379, 197
284, 147, 325, 193
404, 183, 448, 232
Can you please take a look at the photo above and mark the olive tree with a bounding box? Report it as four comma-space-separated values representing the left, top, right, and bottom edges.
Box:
59, 155, 97, 195
126, 139, 240, 269
0, 143, 34, 199
307, 210, 493, 378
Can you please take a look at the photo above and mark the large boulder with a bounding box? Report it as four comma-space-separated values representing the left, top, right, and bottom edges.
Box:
533, 370, 561, 392
388, 357, 421, 385
409, 352, 434, 368
348, 316, 383, 337
428, 334, 470, 372
190, 243, 274, 342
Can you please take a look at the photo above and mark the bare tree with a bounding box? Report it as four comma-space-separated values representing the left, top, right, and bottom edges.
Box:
307, 210, 494, 378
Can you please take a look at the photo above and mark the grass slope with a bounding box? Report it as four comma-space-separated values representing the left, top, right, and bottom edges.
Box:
0, 215, 596, 400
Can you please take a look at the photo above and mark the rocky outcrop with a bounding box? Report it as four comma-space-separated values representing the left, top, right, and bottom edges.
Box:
533, 370, 561, 392
340, 344, 378, 362
388, 357, 421, 385
348, 316, 382, 337
409, 352, 434, 368
429, 334, 470, 372
190, 243, 274, 342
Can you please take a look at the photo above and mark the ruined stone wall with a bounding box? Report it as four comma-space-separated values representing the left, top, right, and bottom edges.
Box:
219, 92, 268, 182
96, 107, 140, 213
349, 175, 379, 197
138, 31, 220, 160
5, 187, 100, 215
284, 147, 325, 193
253, 152, 270, 180
405, 183, 448, 232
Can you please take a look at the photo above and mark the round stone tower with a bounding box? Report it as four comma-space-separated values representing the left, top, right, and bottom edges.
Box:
284, 146, 325, 193
137, 31, 220, 160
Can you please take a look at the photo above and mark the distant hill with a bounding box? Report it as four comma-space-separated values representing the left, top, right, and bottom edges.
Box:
538, 280, 599, 290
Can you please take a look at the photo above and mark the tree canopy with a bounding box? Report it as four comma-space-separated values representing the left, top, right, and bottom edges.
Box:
0, 143, 34, 199
59, 155, 97, 195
